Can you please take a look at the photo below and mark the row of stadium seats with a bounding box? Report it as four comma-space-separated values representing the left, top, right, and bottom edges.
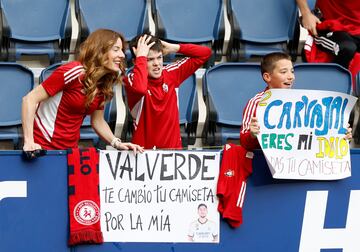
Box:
1, 62, 354, 150
0, 0, 300, 66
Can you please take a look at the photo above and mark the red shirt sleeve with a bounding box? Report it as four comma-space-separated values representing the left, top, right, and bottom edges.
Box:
41, 62, 83, 97
123, 56, 149, 109
240, 94, 262, 151
167, 43, 212, 87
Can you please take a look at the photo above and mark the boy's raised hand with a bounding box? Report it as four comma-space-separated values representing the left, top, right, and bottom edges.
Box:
160, 40, 180, 56
132, 35, 155, 57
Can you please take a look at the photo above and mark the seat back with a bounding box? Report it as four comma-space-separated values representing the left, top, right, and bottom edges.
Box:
0, 63, 34, 148
178, 74, 197, 124
75, 0, 149, 42
151, 0, 223, 43
1, 0, 70, 41
177, 73, 198, 146
226, 0, 299, 60
202, 63, 264, 145
0, 63, 34, 126
356, 71, 360, 97
0, 0, 71, 62
294, 63, 353, 94
151, 0, 224, 63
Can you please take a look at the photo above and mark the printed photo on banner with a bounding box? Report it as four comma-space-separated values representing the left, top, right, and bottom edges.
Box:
99, 150, 221, 243
256, 89, 357, 180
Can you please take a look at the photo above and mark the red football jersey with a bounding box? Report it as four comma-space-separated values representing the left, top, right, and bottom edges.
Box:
34, 61, 104, 150
316, 0, 360, 35
217, 143, 253, 228
123, 44, 211, 149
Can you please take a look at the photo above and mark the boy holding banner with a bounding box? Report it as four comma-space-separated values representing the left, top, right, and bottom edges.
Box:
240, 52, 352, 151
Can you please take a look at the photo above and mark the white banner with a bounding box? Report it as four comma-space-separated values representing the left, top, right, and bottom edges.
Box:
99, 150, 221, 243
256, 89, 357, 180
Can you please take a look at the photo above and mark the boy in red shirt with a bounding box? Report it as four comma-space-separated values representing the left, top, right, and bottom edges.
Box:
123, 35, 211, 149
240, 52, 352, 150
240, 52, 295, 150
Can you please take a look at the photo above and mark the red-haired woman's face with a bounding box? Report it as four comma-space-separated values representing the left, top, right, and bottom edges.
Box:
106, 38, 125, 72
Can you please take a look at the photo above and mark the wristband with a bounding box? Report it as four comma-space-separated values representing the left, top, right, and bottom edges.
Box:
111, 137, 121, 148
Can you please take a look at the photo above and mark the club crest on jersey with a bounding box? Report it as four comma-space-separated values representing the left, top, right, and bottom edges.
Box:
162, 83, 169, 93
225, 169, 235, 177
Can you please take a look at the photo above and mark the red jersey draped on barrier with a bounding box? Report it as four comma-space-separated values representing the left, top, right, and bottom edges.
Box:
217, 144, 253, 228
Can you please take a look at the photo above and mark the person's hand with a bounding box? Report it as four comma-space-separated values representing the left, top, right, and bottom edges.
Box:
23, 141, 42, 152
114, 141, 144, 155
132, 35, 155, 57
301, 12, 321, 36
249, 117, 260, 138
344, 124, 352, 141
160, 40, 180, 56
23, 142, 46, 160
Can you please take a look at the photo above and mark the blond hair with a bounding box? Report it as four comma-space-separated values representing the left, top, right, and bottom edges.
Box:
77, 29, 126, 108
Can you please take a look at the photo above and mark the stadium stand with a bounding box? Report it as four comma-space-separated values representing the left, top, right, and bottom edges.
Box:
202, 63, 264, 146
74, 0, 149, 63
226, 0, 300, 62
1, 0, 358, 149
0, 63, 34, 149
294, 63, 353, 94
0, 0, 72, 64
39, 63, 116, 147
151, 0, 225, 66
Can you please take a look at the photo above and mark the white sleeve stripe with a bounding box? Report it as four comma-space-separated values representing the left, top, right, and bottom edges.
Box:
127, 72, 134, 86
164, 57, 189, 72
34, 92, 62, 142
64, 69, 83, 85
241, 92, 264, 133
239, 182, 247, 208
131, 97, 144, 126
64, 65, 84, 77
35, 116, 52, 142
237, 181, 247, 208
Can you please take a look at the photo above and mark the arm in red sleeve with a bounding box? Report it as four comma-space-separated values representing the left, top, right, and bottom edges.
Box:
123, 56, 149, 109
239, 94, 263, 151
170, 44, 212, 86
240, 130, 260, 151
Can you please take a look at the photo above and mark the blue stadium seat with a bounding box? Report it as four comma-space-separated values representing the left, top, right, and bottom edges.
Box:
353, 71, 360, 144
307, 0, 317, 10
75, 0, 149, 63
0, 0, 71, 63
178, 73, 198, 146
122, 69, 198, 147
40, 63, 115, 147
151, 0, 225, 66
294, 63, 353, 94
356, 71, 360, 97
226, 0, 300, 61
0, 63, 34, 148
202, 63, 264, 146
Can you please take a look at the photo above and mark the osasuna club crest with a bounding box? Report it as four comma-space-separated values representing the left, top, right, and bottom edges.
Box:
225, 169, 235, 177
162, 83, 169, 93
74, 200, 100, 225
